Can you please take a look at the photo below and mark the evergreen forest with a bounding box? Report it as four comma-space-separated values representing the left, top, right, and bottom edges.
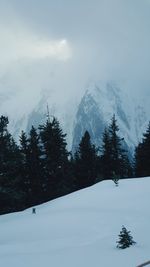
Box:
0, 114, 149, 214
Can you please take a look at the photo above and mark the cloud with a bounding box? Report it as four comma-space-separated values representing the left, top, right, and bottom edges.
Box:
0, 0, 150, 100
0, 26, 71, 66
0, 3, 72, 73
28, 39, 71, 61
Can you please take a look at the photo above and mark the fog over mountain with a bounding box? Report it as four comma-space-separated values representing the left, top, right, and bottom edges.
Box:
0, 0, 150, 148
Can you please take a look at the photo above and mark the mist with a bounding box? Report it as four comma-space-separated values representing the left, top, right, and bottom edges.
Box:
0, 0, 150, 105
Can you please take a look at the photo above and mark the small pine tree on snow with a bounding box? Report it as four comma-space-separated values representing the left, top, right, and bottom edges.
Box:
117, 226, 136, 249
112, 172, 119, 186
32, 207, 36, 214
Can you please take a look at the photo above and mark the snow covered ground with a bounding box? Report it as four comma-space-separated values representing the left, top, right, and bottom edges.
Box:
0, 177, 150, 267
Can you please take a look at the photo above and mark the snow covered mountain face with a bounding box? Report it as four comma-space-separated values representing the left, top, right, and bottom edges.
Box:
0, 63, 149, 155
72, 82, 149, 155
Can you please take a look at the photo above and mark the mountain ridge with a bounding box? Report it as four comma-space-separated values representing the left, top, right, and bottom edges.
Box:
0, 77, 149, 153
72, 82, 149, 154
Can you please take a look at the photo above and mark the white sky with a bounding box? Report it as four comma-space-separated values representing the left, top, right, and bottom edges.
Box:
0, 0, 150, 99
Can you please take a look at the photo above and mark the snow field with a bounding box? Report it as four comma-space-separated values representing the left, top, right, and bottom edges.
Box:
0, 177, 149, 267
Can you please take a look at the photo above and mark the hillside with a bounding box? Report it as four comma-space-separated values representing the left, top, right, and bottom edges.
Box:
0, 177, 149, 267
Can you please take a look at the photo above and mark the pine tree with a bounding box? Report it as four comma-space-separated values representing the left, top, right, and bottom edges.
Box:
109, 115, 125, 178
6, 137, 26, 211
39, 117, 70, 200
63, 152, 77, 193
0, 116, 11, 185
0, 116, 23, 213
74, 131, 98, 189
101, 128, 112, 179
135, 122, 150, 177
6, 137, 22, 185
28, 126, 42, 205
117, 226, 136, 249
101, 115, 131, 179
112, 174, 119, 186
19, 131, 31, 204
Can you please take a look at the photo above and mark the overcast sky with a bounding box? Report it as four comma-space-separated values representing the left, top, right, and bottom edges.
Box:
0, 0, 150, 100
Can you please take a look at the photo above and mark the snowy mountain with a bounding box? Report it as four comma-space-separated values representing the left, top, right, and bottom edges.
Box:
72, 82, 149, 154
0, 177, 150, 267
0, 65, 149, 153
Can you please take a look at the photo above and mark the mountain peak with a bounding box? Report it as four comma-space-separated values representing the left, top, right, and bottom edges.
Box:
72, 81, 149, 154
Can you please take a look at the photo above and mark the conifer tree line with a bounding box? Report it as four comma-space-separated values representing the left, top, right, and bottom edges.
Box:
0, 114, 149, 214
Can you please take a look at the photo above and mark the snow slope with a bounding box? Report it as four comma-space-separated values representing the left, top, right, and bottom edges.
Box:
0, 177, 150, 267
